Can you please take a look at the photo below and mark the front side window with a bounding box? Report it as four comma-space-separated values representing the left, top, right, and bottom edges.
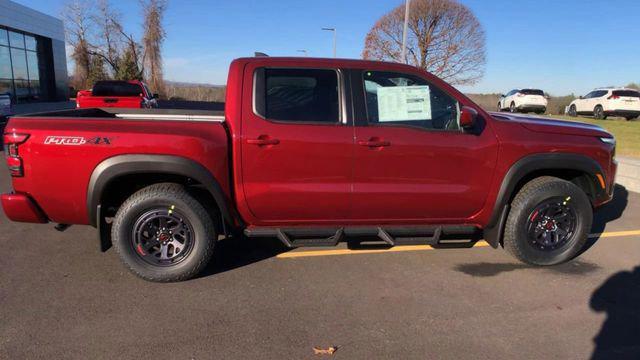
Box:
363, 71, 459, 131
583, 91, 595, 99
255, 68, 339, 123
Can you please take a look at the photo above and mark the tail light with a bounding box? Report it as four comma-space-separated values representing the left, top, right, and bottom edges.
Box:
608, 95, 619, 100
3, 133, 29, 177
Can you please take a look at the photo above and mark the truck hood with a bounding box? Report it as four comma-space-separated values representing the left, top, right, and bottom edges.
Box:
489, 112, 612, 138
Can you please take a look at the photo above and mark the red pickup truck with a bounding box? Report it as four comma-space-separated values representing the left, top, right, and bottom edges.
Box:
2, 57, 617, 282
76, 80, 158, 109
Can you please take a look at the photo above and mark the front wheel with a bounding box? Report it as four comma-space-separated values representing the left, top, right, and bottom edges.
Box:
503, 176, 592, 266
112, 183, 216, 282
568, 105, 577, 117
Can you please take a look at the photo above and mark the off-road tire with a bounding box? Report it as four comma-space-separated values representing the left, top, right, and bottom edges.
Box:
503, 176, 592, 266
112, 183, 216, 282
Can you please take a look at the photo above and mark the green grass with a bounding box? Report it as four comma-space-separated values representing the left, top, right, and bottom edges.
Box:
539, 114, 640, 157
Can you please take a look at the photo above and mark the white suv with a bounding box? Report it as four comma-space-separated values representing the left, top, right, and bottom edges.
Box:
568, 87, 640, 120
497, 89, 548, 114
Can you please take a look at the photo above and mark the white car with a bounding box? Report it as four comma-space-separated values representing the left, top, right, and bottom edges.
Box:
568, 87, 640, 120
497, 89, 548, 114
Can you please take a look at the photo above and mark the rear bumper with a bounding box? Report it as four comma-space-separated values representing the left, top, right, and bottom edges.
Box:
517, 104, 546, 112
605, 110, 640, 118
1, 192, 48, 223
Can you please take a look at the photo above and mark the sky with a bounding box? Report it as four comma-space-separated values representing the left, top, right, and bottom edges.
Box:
15, 0, 640, 95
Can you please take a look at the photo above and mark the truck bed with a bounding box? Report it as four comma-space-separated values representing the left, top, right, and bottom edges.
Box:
5, 108, 230, 225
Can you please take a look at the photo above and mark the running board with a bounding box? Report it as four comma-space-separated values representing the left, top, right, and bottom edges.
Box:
244, 225, 475, 249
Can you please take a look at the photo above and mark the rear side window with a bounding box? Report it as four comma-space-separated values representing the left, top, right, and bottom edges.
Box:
92, 81, 143, 97
363, 71, 459, 131
254, 68, 339, 123
613, 90, 640, 98
521, 89, 544, 96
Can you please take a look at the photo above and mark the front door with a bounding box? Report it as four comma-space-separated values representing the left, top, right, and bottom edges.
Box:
350, 70, 499, 222
241, 65, 353, 223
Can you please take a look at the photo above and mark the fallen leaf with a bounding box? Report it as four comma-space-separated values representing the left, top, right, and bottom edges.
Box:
313, 346, 338, 355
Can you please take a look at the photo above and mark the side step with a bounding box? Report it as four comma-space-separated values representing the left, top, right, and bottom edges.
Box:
244, 225, 473, 249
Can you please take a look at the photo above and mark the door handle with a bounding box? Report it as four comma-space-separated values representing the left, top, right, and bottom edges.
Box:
357, 138, 391, 147
247, 137, 280, 146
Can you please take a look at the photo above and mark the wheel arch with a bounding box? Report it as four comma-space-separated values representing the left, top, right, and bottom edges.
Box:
87, 155, 235, 230
483, 153, 605, 248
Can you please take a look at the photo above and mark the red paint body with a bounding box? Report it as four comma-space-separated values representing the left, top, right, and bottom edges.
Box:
1, 58, 616, 233
76, 80, 156, 109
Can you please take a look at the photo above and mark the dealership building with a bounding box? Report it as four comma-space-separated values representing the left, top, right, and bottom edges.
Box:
0, 0, 68, 103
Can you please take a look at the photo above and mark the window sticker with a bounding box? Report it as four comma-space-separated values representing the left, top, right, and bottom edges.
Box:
377, 85, 432, 122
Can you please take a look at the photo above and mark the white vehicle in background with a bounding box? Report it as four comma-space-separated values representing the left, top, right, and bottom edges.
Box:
497, 89, 548, 114
568, 87, 640, 120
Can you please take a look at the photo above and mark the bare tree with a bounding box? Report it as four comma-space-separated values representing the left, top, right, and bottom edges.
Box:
362, 0, 486, 85
141, 0, 167, 95
62, 1, 92, 89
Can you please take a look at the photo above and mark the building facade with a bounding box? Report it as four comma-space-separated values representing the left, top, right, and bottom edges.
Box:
0, 0, 68, 103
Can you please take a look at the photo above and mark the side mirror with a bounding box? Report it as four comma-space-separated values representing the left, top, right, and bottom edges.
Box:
499, 94, 505, 98
459, 106, 478, 129
579, 96, 584, 99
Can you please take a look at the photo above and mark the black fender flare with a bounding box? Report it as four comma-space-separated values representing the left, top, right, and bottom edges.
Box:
483, 153, 605, 248
87, 154, 235, 228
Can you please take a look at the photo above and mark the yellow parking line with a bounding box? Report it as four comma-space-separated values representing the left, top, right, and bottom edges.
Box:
276, 230, 640, 259
588, 230, 640, 238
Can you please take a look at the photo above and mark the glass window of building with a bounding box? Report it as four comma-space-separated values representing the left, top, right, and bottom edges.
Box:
0, 79, 12, 95
0, 29, 8, 46
9, 31, 25, 49
25, 35, 37, 51
10, 48, 28, 80
0, 46, 12, 79
27, 51, 39, 81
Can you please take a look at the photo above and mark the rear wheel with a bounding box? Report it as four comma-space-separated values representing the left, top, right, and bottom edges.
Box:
112, 183, 216, 282
568, 105, 577, 117
503, 176, 592, 266
594, 105, 606, 120
625, 116, 637, 121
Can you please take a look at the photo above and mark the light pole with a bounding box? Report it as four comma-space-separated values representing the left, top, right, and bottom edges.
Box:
322, 27, 336, 58
297, 49, 308, 57
401, 0, 411, 64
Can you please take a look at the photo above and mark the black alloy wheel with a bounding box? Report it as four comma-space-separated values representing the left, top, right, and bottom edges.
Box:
526, 197, 577, 252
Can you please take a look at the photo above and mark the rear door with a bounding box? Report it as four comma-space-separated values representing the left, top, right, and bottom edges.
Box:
350, 69, 498, 221
240, 64, 353, 223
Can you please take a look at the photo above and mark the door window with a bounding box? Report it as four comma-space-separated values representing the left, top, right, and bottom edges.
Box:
362, 71, 459, 131
254, 68, 340, 123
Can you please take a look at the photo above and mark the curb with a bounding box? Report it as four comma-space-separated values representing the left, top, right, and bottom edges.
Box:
616, 156, 640, 193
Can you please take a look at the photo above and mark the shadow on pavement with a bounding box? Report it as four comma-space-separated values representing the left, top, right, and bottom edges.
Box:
591, 184, 628, 235
580, 184, 629, 255
454, 259, 600, 277
590, 266, 640, 359
198, 236, 289, 278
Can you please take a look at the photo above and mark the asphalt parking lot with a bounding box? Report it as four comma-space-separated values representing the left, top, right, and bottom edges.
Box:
1, 167, 639, 359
